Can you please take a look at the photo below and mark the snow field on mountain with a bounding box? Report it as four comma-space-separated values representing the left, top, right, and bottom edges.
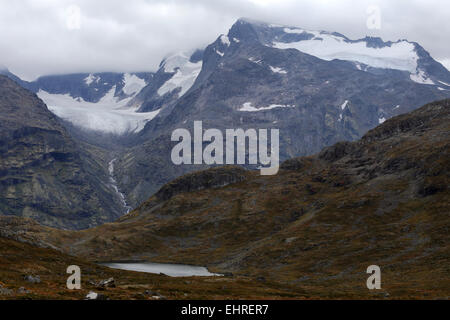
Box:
239, 102, 295, 112
158, 53, 202, 97
38, 87, 160, 134
122, 73, 147, 95
273, 29, 418, 73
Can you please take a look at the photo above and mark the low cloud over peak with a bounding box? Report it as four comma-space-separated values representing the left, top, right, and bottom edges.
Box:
0, 0, 449, 80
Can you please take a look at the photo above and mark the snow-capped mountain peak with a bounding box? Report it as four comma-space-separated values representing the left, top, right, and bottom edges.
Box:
272, 29, 419, 73
227, 19, 450, 87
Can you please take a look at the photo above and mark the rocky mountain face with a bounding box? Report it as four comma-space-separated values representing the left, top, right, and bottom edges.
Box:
1, 99, 448, 298
113, 18, 450, 207
0, 75, 125, 229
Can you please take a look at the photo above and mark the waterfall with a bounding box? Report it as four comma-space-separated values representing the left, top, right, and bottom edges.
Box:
108, 158, 132, 214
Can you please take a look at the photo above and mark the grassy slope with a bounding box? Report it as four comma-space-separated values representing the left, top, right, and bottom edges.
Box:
0, 236, 307, 300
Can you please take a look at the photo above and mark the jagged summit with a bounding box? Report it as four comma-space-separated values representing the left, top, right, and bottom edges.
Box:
227, 18, 450, 85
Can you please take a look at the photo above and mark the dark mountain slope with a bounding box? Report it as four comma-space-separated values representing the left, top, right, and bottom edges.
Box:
0, 75, 124, 229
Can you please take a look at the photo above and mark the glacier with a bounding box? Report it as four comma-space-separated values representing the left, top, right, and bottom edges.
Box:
272, 30, 419, 73
38, 87, 160, 135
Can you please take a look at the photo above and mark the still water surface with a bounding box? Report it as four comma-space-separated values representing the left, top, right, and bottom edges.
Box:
102, 262, 222, 277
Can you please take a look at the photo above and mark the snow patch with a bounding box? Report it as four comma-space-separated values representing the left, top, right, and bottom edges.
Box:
379, 117, 386, 124
337, 100, 349, 121
220, 35, 230, 46
239, 102, 295, 112
122, 73, 147, 95
341, 100, 349, 110
283, 27, 304, 34
354, 62, 370, 71
249, 57, 262, 64
158, 53, 202, 98
269, 66, 287, 74
84, 74, 99, 86
233, 37, 240, 43
215, 49, 224, 57
410, 69, 434, 85
438, 80, 450, 87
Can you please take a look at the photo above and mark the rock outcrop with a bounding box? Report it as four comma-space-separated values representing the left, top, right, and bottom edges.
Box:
0, 75, 123, 229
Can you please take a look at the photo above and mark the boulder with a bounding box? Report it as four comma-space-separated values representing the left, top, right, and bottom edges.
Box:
23, 275, 41, 284
96, 277, 116, 289
0, 284, 13, 296
85, 291, 108, 300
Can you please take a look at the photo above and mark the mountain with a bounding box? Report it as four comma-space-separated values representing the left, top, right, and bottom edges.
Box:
230, 18, 450, 86
2, 18, 450, 212
1, 99, 448, 299
112, 18, 450, 207
0, 75, 126, 229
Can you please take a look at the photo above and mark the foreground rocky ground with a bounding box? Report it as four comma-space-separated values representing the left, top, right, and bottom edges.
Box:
1, 100, 449, 299
0, 237, 306, 300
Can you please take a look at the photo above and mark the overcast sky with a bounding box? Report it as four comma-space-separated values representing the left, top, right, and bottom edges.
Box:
1, 0, 449, 81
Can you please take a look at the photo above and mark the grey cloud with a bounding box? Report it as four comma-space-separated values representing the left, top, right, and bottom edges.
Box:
0, 0, 448, 80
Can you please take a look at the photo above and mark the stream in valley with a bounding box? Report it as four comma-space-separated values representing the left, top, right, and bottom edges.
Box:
108, 158, 132, 214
